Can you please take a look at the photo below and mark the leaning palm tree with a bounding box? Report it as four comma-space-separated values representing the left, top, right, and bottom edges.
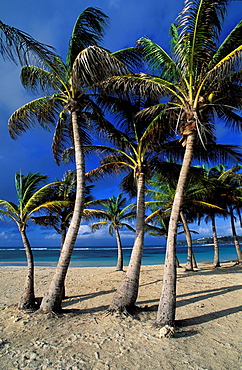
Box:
7, 8, 136, 312
0, 172, 63, 309
90, 194, 136, 271
102, 0, 242, 327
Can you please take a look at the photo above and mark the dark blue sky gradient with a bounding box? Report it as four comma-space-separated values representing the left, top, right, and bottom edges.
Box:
0, 0, 241, 247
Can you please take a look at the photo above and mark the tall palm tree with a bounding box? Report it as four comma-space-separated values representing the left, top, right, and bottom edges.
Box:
0, 20, 55, 65
103, 0, 242, 327
0, 172, 63, 309
84, 97, 183, 312
7, 8, 135, 312
90, 193, 136, 271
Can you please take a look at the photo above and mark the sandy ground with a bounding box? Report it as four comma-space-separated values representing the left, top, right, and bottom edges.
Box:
0, 262, 241, 370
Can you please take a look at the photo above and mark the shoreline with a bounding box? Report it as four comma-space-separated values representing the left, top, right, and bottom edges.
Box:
0, 262, 241, 369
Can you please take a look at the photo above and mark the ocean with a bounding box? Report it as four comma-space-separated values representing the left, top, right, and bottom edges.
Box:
0, 243, 238, 267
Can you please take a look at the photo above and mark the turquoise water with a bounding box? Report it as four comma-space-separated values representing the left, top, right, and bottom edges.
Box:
0, 243, 238, 267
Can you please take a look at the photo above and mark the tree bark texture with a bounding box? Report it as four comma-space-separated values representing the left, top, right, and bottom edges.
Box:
115, 228, 123, 271
108, 172, 145, 311
211, 215, 220, 267
180, 211, 194, 271
229, 206, 242, 263
18, 228, 36, 310
39, 109, 86, 312
155, 132, 195, 327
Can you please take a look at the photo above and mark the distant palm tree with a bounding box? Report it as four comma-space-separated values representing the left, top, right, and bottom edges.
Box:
33, 170, 77, 248
0, 172, 63, 309
103, 0, 242, 327
90, 194, 136, 271
206, 164, 242, 263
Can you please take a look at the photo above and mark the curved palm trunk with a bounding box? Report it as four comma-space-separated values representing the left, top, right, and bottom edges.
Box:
155, 132, 195, 327
180, 211, 194, 271
18, 227, 36, 310
229, 206, 242, 263
39, 109, 86, 312
211, 215, 220, 268
115, 228, 123, 271
108, 172, 145, 311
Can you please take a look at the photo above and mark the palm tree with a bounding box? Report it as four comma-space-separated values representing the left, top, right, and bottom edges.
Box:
90, 193, 136, 271
33, 170, 77, 248
146, 167, 214, 271
8, 8, 141, 312
0, 20, 55, 65
0, 172, 63, 309
84, 95, 183, 312
103, 0, 242, 327
196, 165, 228, 267
208, 164, 242, 263
33, 170, 96, 298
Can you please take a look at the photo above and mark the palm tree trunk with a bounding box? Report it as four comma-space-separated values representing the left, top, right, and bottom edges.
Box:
60, 224, 67, 299
180, 211, 194, 271
211, 215, 220, 268
108, 171, 145, 312
192, 252, 197, 268
155, 132, 195, 327
229, 206, 242, 263
39, 109, 86, 312
115, 228, 123, 271
18, 228, 36, 310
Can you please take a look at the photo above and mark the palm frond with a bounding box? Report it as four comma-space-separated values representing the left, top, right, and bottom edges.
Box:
15, 172, 49, 211
0, 200, 19, 216
112, 46, 143, 73
72, 46, 130, 89
20, 65, 63, 94
66, 7, 109, 71
0, 20, 56, 66
209, 20, 242, 69
120, 223, 135, 233
206, 45, 242, 84
52, 112, 72, 165
91, 221, 108, 232
23, 181, 61, 214
216, 105, 242, 132
29, 200, 71, 216
137, 37, 181, 81
175, 0, 228, 76
0, 208, 19, 224
8, 96, 64, 139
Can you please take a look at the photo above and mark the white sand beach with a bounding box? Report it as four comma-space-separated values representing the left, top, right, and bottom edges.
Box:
0, 262, 241, 369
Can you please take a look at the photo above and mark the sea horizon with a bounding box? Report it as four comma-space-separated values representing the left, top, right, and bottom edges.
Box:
0, 243, 238, 267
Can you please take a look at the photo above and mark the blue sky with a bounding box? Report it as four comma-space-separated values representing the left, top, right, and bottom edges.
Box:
0, 0, 241, 247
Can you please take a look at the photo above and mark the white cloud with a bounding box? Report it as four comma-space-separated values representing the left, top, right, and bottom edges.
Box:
0, 231, 9, 239
45, 233, 60, 240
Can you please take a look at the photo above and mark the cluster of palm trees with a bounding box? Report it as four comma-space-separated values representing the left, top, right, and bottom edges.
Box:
0, 1, 241, 330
